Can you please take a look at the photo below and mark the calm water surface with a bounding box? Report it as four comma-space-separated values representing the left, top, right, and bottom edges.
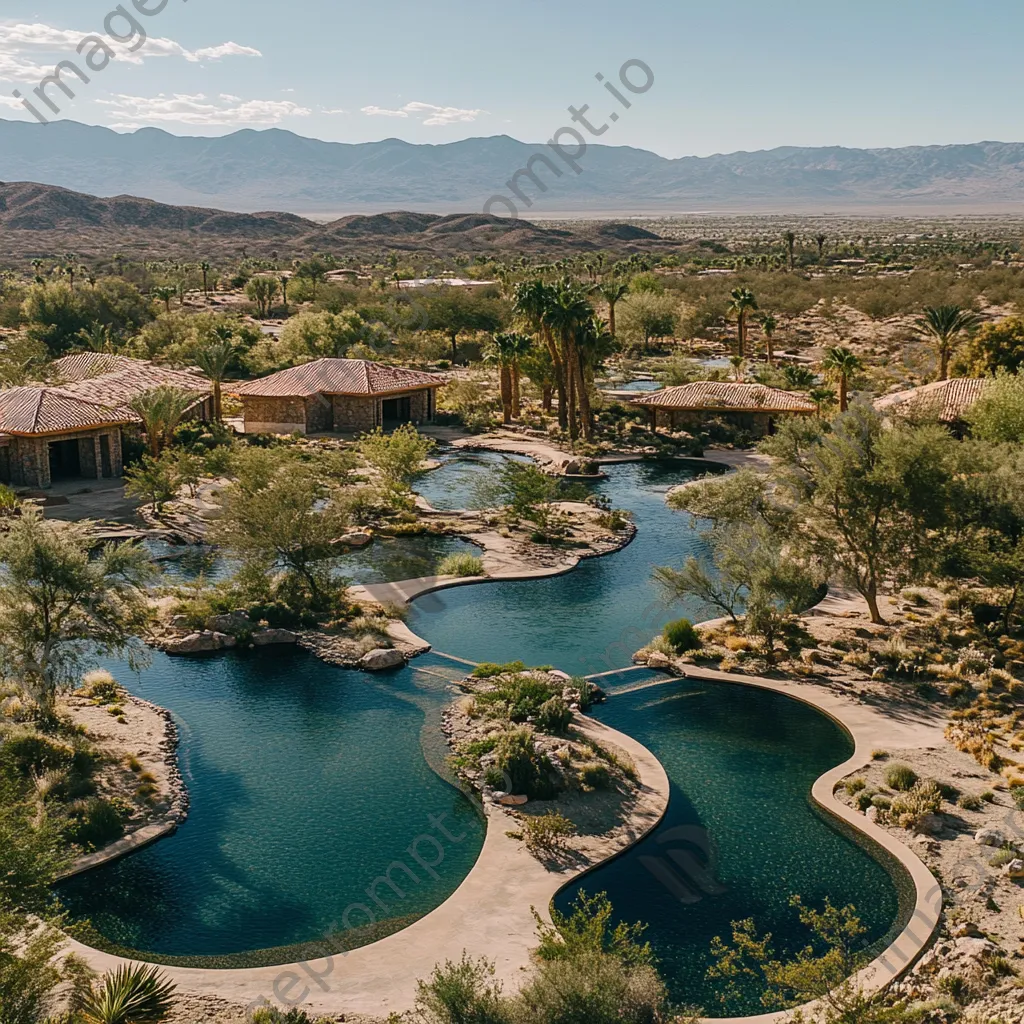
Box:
64, 454, 902, 1010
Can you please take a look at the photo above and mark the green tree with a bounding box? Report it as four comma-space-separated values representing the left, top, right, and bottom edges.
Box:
617, 292, 679, 356
124, 453, 180, 513
193, 336, 237, 422
152, 286, 176, 315
0, 509, 153, 714
20, 282, 90, 357
598, 280, 630, 340
486, 333, 518, 424
783, 230, 796, 270
959, 315, 1024, 375
820, 346, 862, 413
914, 304, 982, 381
129, 386, 199, 457
260, 309, 382, 369
758, 312, 778, 364
728, 288, 758, 358
245, 276, 280, 317
199, 261, 212, 300
294, 257, 330, 300
423, 288, 507, 364
543, 279, 596, 440
514, 279, 566, 427
213, 448, 354, 610
358, 424, 436, 501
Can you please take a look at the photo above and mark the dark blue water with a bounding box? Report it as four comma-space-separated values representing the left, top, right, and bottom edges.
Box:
409, 460, 719, 675
63, 453, 902, 1011
555, 669, 900, 1014
415, 449, 531, 511
59, 650, 484, 959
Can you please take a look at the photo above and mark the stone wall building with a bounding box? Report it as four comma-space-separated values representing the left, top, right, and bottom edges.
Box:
232, 358, 444, 435
629, 381, 817, 437
0, 355, 212, 490
874, 378, 988, 436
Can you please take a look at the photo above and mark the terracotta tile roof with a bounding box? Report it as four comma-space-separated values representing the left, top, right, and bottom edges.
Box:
231, 358, 444, 398
0, 386, 131, 436
57, 362, 210, 409
629, 381, 817, 414
49, 353, 143, 381
874, 378, 989, 423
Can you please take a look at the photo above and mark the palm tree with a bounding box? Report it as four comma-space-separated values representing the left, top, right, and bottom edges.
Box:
599, 280, 629, 339
199, 261, 212, 300
542, 279, 596, 441
152, 286, 176, 315
782, 363, 816, 391
65, 264, 77, 292
80, 963, 176, 1024
130, 387, 198, 457
514, 279, 566, 429
914, 304, 983, 381
815, 233, 827, 262
76, 324, 116, 353
506, 331, 533, 419
728, 354, 746, 381
758, 313, 778, 364
486, 333, 518, 424
809, 385, 837, 419
280, 274, 290, 313
783, 231, 796, 270
193, 335, 237, 423
821, 346, 862, 413
728, 287, 758, 358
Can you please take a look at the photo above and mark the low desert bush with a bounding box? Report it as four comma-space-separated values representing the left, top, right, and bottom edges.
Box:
518, 811, 577, 857
578, 762, 612, 790
957, 793, 983, 811
437, 552, 484, 577
80, 669, 122, 705
414, 955, 507, 1024
885, 764, 919, 791
68, 797, 125, 850
535, 696, 573, 735
887, 780, 942, 830
493, 727, 557, 799
662, 618, 701, 654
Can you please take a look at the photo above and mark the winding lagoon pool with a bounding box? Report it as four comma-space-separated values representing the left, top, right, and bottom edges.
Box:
63, 453, 904, 1011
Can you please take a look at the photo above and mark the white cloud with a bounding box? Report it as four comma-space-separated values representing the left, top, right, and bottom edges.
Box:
0, 22, 261, 82
96, 92, 311, 128
361, 100, 485, 126
321, 107, 347, 115
0, 94, 25, 109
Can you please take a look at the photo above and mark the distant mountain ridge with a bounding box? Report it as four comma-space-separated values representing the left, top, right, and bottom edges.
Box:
0, 181, 675, 260
2, 120, 1024, 214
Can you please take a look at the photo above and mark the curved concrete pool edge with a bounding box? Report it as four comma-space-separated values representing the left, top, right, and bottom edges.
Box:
678, 663, 945, 1024
62, 713, 671, 1017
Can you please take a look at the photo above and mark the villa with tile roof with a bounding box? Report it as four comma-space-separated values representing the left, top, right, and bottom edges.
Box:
629, 381, 817, 436
0, 356, 212, 489
230, 358, 446, 435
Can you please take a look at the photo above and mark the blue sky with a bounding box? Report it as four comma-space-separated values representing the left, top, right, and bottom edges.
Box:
1, 0, 1022, 156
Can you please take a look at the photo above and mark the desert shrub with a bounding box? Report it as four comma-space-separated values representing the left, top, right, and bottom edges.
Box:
567, 676, 597, 712
982, 790, 996, 803
662, 618, 701, 654
493, 727, 557, 799
68, 797, 125, 850
414, 954, 508, 1024
476, 676, 559, 723
989, 846, 1018, 868
844, 778, 866, 795
885, 764, 919, 791
535, 697, 573, 735
578, 762, 612, 790
472, 661, 526, 679
80, 669, 122, 705
936, 973, 971, 1005
0, 729, 79, 777
252, 1009, 333, 1024
887, 780, 942, 830
854, 790, 875, 812
437, 553, 484, 577
1011, 786, 1024, 811
871, 749, 888, 760
0, 484, 19, 514
519, 810, 576, 857
516, 951, 669, 1024
871, 795, 892, 810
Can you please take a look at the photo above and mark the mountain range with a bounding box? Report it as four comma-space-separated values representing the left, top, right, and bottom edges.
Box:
2, 120, 1024, 215
0, 181, 668, 261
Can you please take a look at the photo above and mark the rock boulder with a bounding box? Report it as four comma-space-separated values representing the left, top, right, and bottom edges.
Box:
252, 628, 298, 646
165, 631, 236, 655
359, 648, 406, 671
205, 611, 251, 634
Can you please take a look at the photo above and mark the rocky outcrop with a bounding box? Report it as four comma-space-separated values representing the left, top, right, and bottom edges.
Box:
332, 531, 373, 549
164, 631, 237, 655
252, 628, 298, 646
359, 648, 406, 671
205, 611, 251, 634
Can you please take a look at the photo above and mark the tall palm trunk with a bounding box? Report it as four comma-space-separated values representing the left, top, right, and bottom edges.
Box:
542, 326, 567, 430
575, 348, 594, 441
511, 362, 522, 419
212, 380, 223, 423
608, 301, 617, 339
737, 312, 746, 358
542, 386, 553, 411
839, 375, 849, 412
939, 344, 950, 381
564, 333, 578, 440
499, 365, 513, 424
